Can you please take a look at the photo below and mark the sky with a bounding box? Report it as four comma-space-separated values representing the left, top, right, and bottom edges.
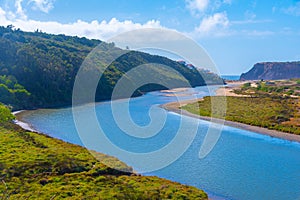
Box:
0, 0, 299, 75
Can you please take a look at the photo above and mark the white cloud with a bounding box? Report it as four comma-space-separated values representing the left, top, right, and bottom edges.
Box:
28, 0, 55, 13
185, 0, 210, 14
15, 0, 27, 20
0, 7, 162, 40
231, 19, 272, 25
282, 2, 300, 16
195, 12, 229, 36
0, 0, 163, 40
241, 30, 274, 36
244, 10, 256, 20
0, 7, 5, 16
185, 0, 233, 16
0, 0, 275, 41
223, 0, 232, 4
8, 0, 55, 16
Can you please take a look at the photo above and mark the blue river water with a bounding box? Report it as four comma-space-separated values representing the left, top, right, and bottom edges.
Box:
221, 75, 240, 81
19, 85, 300, 200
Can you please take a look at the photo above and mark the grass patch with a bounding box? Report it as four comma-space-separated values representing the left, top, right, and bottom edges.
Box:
182, 96, 300, 135
0, 104, 14, 123
236, 79, 300, 97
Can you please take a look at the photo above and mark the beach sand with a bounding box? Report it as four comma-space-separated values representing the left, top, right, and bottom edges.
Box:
13, 110, 39, 132
161, 88, 189, 93
215, 81, 250, 97
160, 87, 196, 97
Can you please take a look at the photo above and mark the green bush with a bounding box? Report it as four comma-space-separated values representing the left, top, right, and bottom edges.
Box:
0, 103, 14, 123
242, 82, 251, 88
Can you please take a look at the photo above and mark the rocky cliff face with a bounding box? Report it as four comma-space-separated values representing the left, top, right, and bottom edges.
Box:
240, 62, 300, 80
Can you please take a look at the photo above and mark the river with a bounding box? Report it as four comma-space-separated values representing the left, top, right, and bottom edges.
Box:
17, 85, 300, 200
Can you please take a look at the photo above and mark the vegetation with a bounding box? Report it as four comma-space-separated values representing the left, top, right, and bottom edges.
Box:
236, 79, 300, 97
0, 25, 223, 110
0, 104, 15, 123
0, 105, 207, 199
182, 95, 300, 135
0, 75, 31, 110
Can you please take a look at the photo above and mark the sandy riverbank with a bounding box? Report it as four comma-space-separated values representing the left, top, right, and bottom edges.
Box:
162, 101, 300, 143
12, 110, 39, 132
160, 87, 197, 97
162, 82, 300, 143
215, 81, 251, 97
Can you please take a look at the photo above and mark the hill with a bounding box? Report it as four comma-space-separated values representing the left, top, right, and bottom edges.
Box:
0, 26, 223, 110
240, 61, 300, 80
0, 104, 207, 199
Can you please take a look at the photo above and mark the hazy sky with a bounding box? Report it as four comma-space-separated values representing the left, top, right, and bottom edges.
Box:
0, 0, 299, 75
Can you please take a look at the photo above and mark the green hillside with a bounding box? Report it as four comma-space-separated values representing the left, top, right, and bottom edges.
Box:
0, 104, 207, 199
0, 26, 223, 110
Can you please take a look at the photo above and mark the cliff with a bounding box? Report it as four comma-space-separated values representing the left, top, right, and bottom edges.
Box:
240, 61, 300, 80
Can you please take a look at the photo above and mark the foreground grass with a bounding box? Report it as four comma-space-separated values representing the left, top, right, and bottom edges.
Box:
0, 105, 207, 199
182, 96, 300, 135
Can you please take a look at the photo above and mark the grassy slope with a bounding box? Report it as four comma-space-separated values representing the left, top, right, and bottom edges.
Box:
0, 105, 207, 199
182, 96, 300, 135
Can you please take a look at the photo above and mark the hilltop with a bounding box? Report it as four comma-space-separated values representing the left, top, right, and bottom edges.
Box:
240, 61, 300, 80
